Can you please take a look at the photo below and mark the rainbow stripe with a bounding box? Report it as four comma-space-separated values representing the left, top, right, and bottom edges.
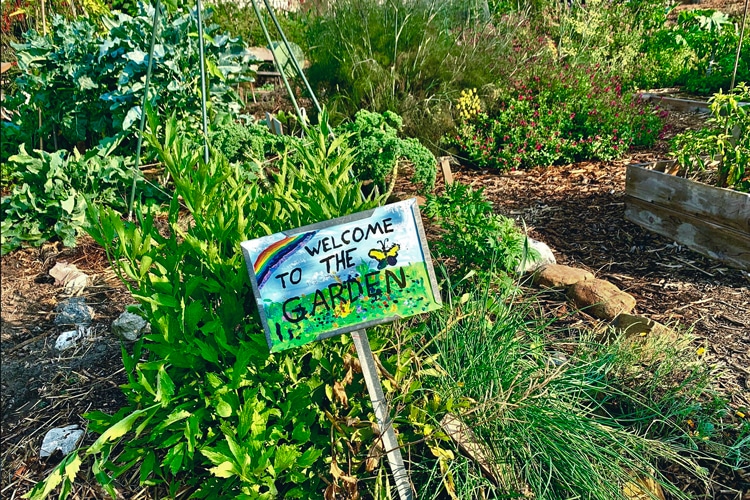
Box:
254, 231, 316, 289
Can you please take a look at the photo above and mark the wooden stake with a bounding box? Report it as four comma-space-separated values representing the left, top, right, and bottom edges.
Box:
351, 330, 413, 500
439, 156, 454, 185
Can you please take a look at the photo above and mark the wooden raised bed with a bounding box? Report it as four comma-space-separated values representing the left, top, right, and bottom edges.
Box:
638, 92, 749, 115
625, 161, 750, 271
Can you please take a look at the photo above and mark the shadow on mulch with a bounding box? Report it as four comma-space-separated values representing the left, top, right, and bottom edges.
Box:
1, 238, 143, 498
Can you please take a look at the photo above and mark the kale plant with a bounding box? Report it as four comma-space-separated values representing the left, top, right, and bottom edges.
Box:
337, 110, 436, 193
7, 4, 255, 156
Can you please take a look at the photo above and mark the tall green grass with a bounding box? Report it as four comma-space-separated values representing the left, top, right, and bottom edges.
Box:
304, 0, 530, 150
417, 280, 720, 499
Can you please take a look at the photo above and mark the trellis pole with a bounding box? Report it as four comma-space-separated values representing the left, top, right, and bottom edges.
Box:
196, 0, 210, 164
128, 0, 213, 217
730, 0, 749, 90
249, 0, 304, 123
128, 0, 161, 219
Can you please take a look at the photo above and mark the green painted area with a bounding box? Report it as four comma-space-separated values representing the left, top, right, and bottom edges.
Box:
263, 262, 440, 352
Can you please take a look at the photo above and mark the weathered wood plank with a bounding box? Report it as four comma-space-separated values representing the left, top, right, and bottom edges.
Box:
638, 93, 749, 115
439, 156, 454, 185
624, 195, 750, 270
638, 93, 712, 113
626, 164, 750, 235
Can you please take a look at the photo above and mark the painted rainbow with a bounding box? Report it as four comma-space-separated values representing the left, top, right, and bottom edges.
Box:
254, 231, 316, 289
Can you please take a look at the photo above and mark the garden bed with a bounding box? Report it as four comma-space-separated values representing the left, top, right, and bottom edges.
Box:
624, 160, 750, 271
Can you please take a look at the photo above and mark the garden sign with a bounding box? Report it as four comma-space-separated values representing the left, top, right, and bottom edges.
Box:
241, 198, 442, 352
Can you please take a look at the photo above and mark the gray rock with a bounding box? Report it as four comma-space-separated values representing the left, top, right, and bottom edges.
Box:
547, 351, 569, 367
40, 425, 84, 458
55, 329, 82, 351
517, 238, 556, 274
54, 297, 94, 326
112, 311, 150, 341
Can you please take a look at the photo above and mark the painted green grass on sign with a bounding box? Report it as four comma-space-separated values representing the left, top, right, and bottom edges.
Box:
264, 262, 439, 352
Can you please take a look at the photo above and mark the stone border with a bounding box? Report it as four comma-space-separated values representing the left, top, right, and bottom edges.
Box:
531, 263, 677, 342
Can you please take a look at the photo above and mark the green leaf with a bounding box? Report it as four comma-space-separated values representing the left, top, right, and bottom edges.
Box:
22, 453, 80, 500
60, 194, 77, 214
208, 461, 237, 478
123, 106, 141, 130
140, 451, 156, 485
297, 447, 323, 468
292, 422, 310, 443
155, 366, 175, 405
206, 372, 223, 389
200, 448, 232, 466
216, 399, 233, 418
160, 409, 191, 429
166, 442, 185, 475
87, 407, 150, 455
273, 444, 300, 473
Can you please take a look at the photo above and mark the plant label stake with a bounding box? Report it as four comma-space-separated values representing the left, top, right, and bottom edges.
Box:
352, 329, 413, 500
241, 199, 442, 499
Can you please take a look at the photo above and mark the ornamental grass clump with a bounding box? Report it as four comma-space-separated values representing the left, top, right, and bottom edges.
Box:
449, 64, 665, 170
422, 283, 720, 499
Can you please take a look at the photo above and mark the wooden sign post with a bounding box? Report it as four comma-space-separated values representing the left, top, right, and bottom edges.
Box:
241, 199, 442, 499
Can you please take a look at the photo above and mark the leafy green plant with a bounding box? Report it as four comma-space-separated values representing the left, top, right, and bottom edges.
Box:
671, 83, 750, 192
211, 116, 301, 165
424, 182, 537, 276
640, 9, 749, 94
7, 4, 255, 155
337, 109, 436, 193
24, 111, 443, 499
0, 144, 141, 254
212, 109, 436, 193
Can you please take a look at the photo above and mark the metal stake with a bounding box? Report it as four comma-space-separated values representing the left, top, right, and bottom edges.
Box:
249, 0, 303, 124
730, 0, 749, 90
128, 0, 161, 219
196, 0, 210, 164
351, 330, 413, 500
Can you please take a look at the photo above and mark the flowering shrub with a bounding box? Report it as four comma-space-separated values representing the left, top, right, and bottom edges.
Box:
449, 66, 665, 170
456, 88, 481, 121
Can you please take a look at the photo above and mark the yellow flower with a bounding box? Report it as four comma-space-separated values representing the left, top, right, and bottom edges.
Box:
737, 410, 746, 419
696, 347, 706, 356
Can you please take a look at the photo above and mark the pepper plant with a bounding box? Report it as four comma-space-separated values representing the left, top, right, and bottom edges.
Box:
671, 83, 749, 192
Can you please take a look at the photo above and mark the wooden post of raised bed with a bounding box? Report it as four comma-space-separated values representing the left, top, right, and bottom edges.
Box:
439, 156, 454, 185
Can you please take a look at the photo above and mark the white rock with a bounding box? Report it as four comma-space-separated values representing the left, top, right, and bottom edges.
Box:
517, 237, 556, 274
49, 262, 90, 295
112, 311, 150, 341
40, 425, 83, 458
55, 329, 83, 351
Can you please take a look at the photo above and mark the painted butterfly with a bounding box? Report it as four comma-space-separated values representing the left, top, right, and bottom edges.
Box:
368, 239, 400, 269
